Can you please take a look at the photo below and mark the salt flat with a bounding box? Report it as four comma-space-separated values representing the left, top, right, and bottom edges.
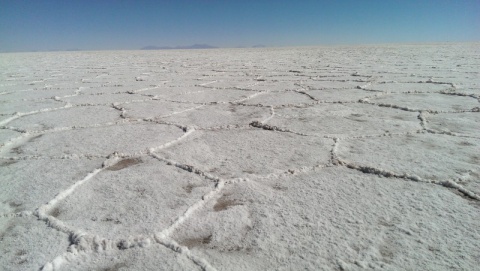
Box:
0, 43, 479, 271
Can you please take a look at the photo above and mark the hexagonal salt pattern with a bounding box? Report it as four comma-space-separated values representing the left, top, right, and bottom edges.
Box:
426, 112, 480, 137
54, 157, 214, 239
0, 99, 66, 115
0, 158, 103, 214
160, 104, 271, 129
368, 93, 479, 112
60, 244, 201, 271
267, 103, 420, 137
337, 133, 480, 186
1, 43, 479, 270
304, 88, 375, 102
171, 167, 480, 270
122, 100, 199, 120
243, 91, 314, 107
7, 106, 121, 131
366, 82, 450, 92
0, 129, 21, 147
3, 123, 184, 158
156, 129, 332, 179
0, 217, 70, 271
163, 88, 253, 104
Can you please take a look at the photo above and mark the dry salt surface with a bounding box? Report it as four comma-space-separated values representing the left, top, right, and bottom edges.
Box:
0, 43, 479, 271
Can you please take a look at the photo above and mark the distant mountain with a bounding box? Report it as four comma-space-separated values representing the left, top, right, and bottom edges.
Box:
141, 44, 217, 50
185, 44, 217, 49
252, 44, 266, 48
142, 46, 160, 50
141, 45, 173, 50
46, 48, 81, 52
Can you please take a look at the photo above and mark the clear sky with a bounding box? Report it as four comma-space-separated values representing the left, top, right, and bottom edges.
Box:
0, 0, 479, 52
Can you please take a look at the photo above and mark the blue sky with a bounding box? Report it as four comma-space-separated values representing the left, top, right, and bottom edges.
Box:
0, 0, 479, 52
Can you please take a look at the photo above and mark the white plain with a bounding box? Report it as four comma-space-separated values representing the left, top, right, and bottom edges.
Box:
0, 43, 479, 271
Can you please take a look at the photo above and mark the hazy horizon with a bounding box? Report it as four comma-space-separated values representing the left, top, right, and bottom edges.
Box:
3, 41, 480, 54
1, 0, 479, 53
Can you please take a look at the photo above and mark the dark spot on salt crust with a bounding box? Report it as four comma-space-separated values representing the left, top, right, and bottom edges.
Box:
10, 147, 22, 154
470, 155, 480, 164
184, 184, 195, 194
100, 263, 128, 271
15, 249, 27, 256
0, 160, 17, 167
208, 167, 219, 173
345, 114, 368, 122
102, 217, 122, 224
448, 188, 480, 208
107, 158, 143, 171
392, 115, 406, 120
379, 243, 394, 263
9, 201, 24, 212
214, 195, 243, 212
16, 258, 28, 265
228, 106, 237, 112
49, 207, 61, 218
9, 202, 22, 208
272, 184, 288, 191
133, 187, 147, 197
9, 135, 43, 154
458, 141, 475, 146
30, 134, 43, 141
179, 234, 213, 248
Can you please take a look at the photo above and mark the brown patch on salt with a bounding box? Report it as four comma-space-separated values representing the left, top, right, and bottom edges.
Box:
179, 234, 212, 248
107, 158, 142, 171
213, 195, 243, 212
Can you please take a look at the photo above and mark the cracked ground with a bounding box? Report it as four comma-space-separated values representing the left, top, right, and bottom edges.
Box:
1, 43, 479, 271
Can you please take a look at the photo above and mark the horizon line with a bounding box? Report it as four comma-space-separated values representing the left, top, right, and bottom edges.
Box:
1, 40, 479, 54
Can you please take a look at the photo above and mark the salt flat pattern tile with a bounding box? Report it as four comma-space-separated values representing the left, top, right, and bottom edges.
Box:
426, 112, 480, 137
162, 88, 253, 104
0, 99, 66, 115
0, 87, 77, 101
62, 93, 148, 106
171, 168, 480, 270
0, 43, 479, 271
268, 103, 420, 137
0, 129, 21, 147
2, 123, 184, 158
367, 92, 479, 112
55, 157, 213, 239
337, 134, 480, 186
8, 106, 121, 132
156, 129, 332, 179
0, 158, 103, 214
160, 104, 271, 129
366, 82, 450, 92
60, 244, 201, 271
242, 91, 314, 106
304, 88, 375, 102
0, 217, 70, 271
122, 100, 199, 120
